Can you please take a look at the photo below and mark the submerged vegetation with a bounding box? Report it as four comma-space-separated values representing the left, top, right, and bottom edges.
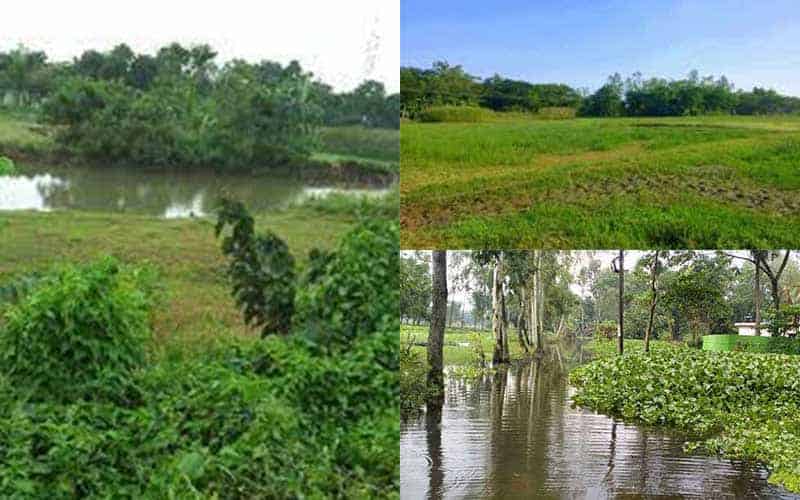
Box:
0, 155, 14, 175
571, 345, 800, 492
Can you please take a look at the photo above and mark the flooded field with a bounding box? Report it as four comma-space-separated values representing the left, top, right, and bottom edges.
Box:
401, 342, 797, 499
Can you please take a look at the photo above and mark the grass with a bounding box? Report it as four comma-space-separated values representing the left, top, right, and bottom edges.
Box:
401, 324, 531, 366
401, 115, 800, 248
0, 208, 358, 346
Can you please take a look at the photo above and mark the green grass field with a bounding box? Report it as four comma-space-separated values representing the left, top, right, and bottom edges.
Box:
0, 209, 358, 348
401, 115, 800, 248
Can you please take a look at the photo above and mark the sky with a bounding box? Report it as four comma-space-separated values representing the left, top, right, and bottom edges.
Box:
2, 0, 399, 93
402, 0, 800, 96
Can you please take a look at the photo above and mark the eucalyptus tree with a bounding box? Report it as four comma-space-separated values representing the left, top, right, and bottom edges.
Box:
427, 251, 447, 408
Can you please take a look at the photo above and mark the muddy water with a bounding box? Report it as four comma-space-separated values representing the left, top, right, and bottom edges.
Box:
0, 164, 387, 217
401, 342, 797, 499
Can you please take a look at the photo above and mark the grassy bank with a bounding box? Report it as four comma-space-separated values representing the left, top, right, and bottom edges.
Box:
571, 343, 800, 493
0, 208, 356, 345
401, 115, 800, 248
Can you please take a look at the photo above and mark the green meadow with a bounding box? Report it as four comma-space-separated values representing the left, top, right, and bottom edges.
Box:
401, 115, 800, 248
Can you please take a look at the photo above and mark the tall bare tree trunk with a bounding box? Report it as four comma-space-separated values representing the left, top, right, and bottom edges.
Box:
518, 290, 530, 354
533, 251, 545, 356
644, 250, 660, 353
754, 258, 762, 336
500, 290, 510, 362
427, 251, 447, 408
617, 250, 625, 356
492, 256, 505, 365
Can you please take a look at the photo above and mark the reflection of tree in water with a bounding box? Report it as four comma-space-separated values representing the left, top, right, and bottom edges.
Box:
31, 165, 307, 216
425, 406, 444, 500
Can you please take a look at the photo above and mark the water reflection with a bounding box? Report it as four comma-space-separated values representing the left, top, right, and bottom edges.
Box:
0, 165, 387, 217
401, 341, 797, 499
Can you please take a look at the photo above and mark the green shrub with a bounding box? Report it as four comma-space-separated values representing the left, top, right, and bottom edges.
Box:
295, 218, 399, 348
215, 199, 296, 336
319, 126, 399, 162
0, 156, 15, 175
400, 339, 428, 415
0, 257, 157, 403
418, 105, 495, 123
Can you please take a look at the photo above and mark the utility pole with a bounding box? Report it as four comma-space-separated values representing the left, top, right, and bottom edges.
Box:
612, 251, 624, 355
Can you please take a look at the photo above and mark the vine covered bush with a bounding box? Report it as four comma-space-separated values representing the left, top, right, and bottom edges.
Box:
0, 257, 157, 403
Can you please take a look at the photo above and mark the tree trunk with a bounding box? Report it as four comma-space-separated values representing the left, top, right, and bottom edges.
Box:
500, 282, 510, 362
644, 250, 659, 354
771, 277, 781, 335
492, 257, 505, 365
534, 251, 545, 355
754, 260, 762, 336
427, 251, 447, 408
518, 290, 530, 354
617, 250, 625, 356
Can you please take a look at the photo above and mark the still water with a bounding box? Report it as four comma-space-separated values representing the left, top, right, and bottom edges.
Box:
401, 342, 797, 499
0, 164, 387, 217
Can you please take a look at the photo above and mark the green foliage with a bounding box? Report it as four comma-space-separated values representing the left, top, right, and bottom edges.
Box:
571, 347, 800, 493
401, 255, 431, 324
595, 320, 617, 340
536, 106, 577, 119
0, 257, 156, 403
400, 339, 429, 415
215, 199, 295, 336
319, 125, 399, 162
418, 105, 495, 123
0, 156, 16, 175
296, 218, 399, 348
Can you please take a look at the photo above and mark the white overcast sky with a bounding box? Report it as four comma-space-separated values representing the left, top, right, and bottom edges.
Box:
2, 0, 399, 93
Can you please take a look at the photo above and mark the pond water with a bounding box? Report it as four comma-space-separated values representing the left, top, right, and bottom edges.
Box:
0, 164, 387, 218
401, 341, 797, 499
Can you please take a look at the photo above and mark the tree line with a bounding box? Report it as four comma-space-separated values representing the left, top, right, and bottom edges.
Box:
0, 44, 399, 168
402, 250, 800, 346
400, 61, 800, 118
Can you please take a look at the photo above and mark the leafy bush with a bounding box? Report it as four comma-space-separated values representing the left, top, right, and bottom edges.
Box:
418, 105, 495, 123
0, 156, 15, 175
319, 125, 399, 162
215, 199, 295, 335
595, 320, 617, 340
400, 339, 429, 415
0, 257, 156, 403
295, 218, 399, 348
571, 347, 800, 492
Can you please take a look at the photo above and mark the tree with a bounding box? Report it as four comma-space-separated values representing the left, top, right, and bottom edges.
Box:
427, 251, 447, 408
400, 254, 431, 325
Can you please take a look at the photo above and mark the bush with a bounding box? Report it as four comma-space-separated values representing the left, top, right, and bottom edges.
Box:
595, 320, 617, 340
215, 199, 296, 336
400, 340, 428, 415
295, 218, 399, 348
0, 257, 156, 403
418, 105, 495, 123
319, 126, 399, 162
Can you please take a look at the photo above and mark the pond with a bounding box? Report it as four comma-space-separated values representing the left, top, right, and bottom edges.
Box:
0, 164, 388, 218
401, 341, 798, 499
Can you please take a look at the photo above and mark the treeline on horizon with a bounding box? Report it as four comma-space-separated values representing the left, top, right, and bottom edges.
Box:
400, 61, 800, 119
0, 44, 399, 168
